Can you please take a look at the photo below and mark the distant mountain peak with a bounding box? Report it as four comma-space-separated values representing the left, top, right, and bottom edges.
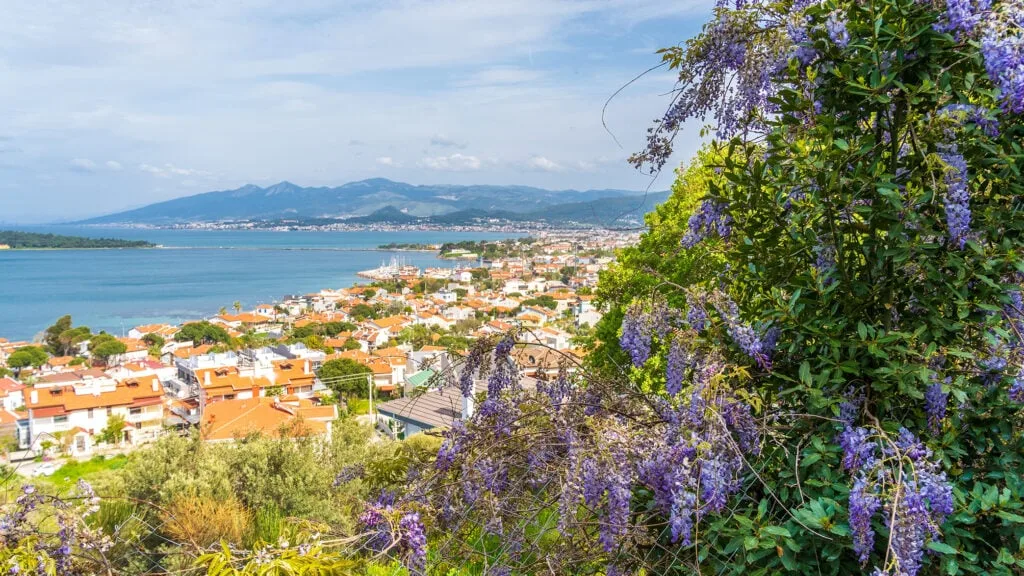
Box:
264, 181, 303, 195
76, 178, 665, 226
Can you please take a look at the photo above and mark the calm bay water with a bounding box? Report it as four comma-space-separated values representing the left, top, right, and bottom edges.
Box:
0, 227, 512, 341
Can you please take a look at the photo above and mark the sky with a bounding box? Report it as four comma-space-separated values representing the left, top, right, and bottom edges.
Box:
0, 0, 712, 223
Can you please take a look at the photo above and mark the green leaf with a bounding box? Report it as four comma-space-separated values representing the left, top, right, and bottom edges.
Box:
926, 541, 958, 555
996, 511, 1024, 524
762, 526, 792, 538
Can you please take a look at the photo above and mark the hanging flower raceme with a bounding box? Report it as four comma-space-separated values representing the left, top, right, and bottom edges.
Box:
681, 199, 732, 248
936, 144, 972, 249
979, 0, 1024, 113
837, 425, 954, 576
826, 10, 851, 48
620, 302, 653, 366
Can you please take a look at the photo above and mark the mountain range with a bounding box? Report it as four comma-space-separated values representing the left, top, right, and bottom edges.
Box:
79, 179, 669, 227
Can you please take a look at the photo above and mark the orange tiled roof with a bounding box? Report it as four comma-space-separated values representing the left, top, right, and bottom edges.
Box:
196, 367, 273, 396
26, 378, 164, 415
372, 316, 411, 329
173, 344, 214, 359
202, 397, 336, 441
46, 356, 75, 367
272, 359, 316, 387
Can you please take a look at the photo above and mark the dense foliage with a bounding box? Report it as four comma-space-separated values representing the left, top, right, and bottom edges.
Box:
5, 345, 49, 370
416, 0, 1024, 574
319, 358, 374, 398
175, 321, 232, 346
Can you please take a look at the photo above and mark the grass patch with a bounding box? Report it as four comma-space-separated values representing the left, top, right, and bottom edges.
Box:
347, 397, 371, 415
45, 454, 129, 490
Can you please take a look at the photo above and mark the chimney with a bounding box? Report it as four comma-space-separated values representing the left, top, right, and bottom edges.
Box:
30, 390, 38, 404
204, 371, 211, 387
462, 394, 475, 420
303, 360, 310, 375
151, 378, 159, 392
252, 383, 261, 398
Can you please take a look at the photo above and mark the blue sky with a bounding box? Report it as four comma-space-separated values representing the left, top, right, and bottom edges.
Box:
0, 1, 712, 223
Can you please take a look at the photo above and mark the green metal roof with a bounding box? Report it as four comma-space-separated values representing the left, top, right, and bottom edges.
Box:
405, 369, 437, 389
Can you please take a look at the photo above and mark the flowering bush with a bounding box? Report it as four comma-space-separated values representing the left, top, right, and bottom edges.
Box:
0, 481, 111, 574
414, 0, 1024, 574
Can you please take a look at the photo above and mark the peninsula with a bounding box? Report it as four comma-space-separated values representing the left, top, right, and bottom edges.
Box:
0, 230, 155, 250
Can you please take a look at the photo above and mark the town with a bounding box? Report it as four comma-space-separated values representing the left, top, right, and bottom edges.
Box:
0, 232, 637, 469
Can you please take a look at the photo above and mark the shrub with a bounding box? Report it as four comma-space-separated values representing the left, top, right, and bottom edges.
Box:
161, 496, 251, 548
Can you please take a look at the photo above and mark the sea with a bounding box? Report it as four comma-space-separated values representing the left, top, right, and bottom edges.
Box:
0, 226, 513, 342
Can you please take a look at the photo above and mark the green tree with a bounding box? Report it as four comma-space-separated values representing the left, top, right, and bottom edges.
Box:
396, 325, 433, 350
7, 346, 49, 371
55, 326, 91, 356
521, 295, 557, 310
317, 359, 372, 398
175, 322, 231, 345
323, 321, 356, 336
98, 414, 127, 444
233, 301, 242, 314
43, 315, 73, 353
349, 304, 376, 321
89, 335, 127, 365
141, 333, 165, 349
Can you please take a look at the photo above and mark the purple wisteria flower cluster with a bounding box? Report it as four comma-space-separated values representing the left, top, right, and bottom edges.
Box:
937, 103, 1001, 137
712, 294, 778, 370
620, 302, 653, 367
621, 290, 778, 376
826, 10, 851, 48
0, 480, 110, 573
426, 303, 766, 573
681, 199, 733, 248
936, 144, 972, 249
980, 0, 1024, 113
934, 0, 993, 36
838, 423, 954, 575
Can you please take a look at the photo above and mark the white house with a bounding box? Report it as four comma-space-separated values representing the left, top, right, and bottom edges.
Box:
24, 376, 165, 455
435, 289, 458, 303
503, 280, 531, 295
0, 377, 26, 411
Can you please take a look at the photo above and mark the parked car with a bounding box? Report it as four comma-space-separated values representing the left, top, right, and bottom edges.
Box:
32, 462, 57, 477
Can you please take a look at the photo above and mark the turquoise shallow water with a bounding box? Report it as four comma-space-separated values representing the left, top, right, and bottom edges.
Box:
0, 227, 512, 341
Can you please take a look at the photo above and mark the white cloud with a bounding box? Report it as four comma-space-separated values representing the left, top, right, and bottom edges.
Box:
105, 160, 123, 171
69, 158, 96, 172
418, 153, 483, 171
139, 163, 207, 178
525, 155, 563, 172
376, 156, 398, 167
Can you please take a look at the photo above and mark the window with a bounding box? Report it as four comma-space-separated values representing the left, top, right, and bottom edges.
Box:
106, 407, 112, 416
54, 415, 68, 425
88, 408, 94, 419
129, 407, 142, 416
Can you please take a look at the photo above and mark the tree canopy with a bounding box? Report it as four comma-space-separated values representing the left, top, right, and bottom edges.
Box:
6, 346, 49, 370
318, 358, 373, 398
175, 322, 231, 346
